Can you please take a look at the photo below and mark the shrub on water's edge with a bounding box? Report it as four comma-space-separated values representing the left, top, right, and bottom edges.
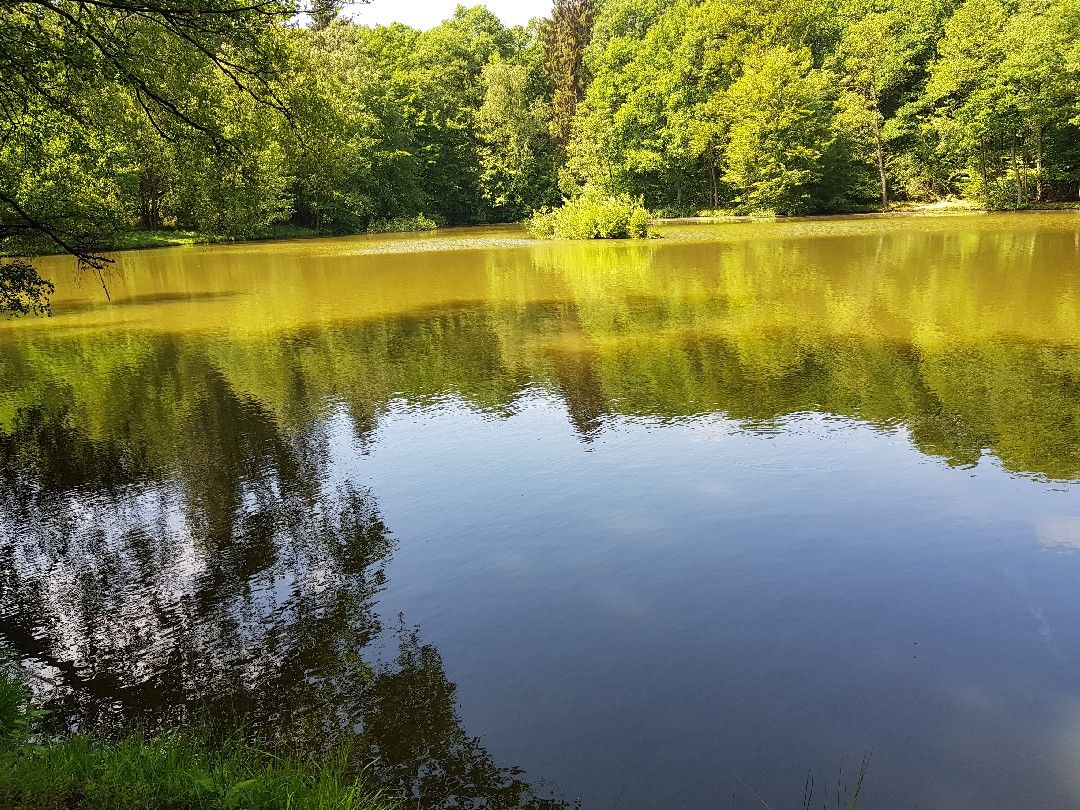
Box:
366, 214, 440, 234
527, 192, 651, 240
628, 204, 651, 238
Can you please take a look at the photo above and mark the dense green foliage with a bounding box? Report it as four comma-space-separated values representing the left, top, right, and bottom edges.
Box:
3, 0, 1080, 309
0, 671, 395, 810
540, 0, 597, 152
0, 2, 563, 313
528, 191, 650, 238
568, 0, 1080, 215
0, 2, 555, 244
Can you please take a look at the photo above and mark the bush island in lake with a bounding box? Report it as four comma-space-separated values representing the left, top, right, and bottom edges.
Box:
528, 192, 651, 240
366, 214, 441, 234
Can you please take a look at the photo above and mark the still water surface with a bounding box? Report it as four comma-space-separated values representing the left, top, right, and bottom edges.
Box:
3, 213, 1080, 808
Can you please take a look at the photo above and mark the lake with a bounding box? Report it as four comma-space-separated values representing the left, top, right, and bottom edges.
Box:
3, 212, 1080, 808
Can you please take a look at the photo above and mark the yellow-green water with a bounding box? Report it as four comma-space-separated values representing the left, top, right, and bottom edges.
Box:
3, 213, 1080, 808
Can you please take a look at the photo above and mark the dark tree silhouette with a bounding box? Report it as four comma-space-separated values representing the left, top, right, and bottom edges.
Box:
540, 0, 596, 155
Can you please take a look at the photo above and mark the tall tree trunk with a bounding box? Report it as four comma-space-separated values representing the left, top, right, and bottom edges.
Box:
707, 145, 718, 210
979, 140, 990, 206
872, 110, 888, 211
1035, 126, 1043, 203
1011, 134, 1023, 208
139, 166, 165, 229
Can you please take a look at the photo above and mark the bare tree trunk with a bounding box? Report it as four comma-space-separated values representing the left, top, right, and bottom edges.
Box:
872, 111, 888, 211
1035, 126, 1043, 202
1011, 134, 1023, 208
707, 144, 718, 210
139, 166, 165, 229
979, 140, 990, 206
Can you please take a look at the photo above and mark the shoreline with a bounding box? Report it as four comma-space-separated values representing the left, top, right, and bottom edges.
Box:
659, 201, 1080, 225
11, 203, 1080, 260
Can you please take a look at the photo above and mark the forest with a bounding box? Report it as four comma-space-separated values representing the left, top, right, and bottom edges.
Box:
2, 0, 1080, 313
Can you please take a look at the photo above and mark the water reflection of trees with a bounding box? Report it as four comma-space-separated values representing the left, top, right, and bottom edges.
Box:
6, 270, 1080, 482
212, 315, 1080, 480
0, 348, 567, 809
8, 218, 1080, 480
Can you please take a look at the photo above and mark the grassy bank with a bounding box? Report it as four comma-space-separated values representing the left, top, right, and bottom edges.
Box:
0, 673, 397, 810
13, 201, 1079, 259
4, 215, 446, 258
99, 224, 322, 251
100, 215, 443, 252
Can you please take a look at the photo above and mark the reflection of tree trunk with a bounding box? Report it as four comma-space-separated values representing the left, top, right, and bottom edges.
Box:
1011, 134, 1023, 208
552, 346, 607, 441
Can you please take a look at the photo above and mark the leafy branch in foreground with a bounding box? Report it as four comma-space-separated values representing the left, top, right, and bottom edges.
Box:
0, 0, 314, 313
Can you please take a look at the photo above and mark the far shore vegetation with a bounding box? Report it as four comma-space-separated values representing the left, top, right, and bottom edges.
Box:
9, 200, 1078, 259
3, 0, 1080, 307
7, 214, 443, 257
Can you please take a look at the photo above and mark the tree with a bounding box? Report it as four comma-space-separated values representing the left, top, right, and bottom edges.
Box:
307, 0, 344, 31
0, 0, 297, 314
0, 260, 54, 316
721, 47, 834, 213
564, 0, 839, 211
925, 0, 1028, 207
354, 6, 518, 225
477, 60, 558, 219
282, 24, 398, 233
541, 0, 597, 154
831, 0, 943, 209
997, 0, 1079, 203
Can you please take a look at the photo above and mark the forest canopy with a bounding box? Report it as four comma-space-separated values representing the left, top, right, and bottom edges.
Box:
2, 0, 1080, 310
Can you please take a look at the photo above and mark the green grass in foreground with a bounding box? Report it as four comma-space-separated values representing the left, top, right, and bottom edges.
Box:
0, 674, 398, 810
